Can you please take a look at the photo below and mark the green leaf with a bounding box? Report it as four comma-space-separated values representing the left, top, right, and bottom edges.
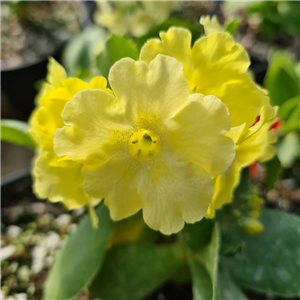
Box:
281, 103, 300, 133
96, 35, 138, 79
187, 256, 212, 300
1, 119, 35, 148
223, 208, 300, 298
264, 156, 281, 189
135, 18, 201, 50
224, 19, 241, 36
264, 51, 300, 106
182, 223, 220, 300
62, 25, 106, 79
90, 243, 185, 300
277, 131, 300, 168
44, 204, 113, 300
216, 264, 249, 300
180, 218, 214, 251
278, 96, 300, 121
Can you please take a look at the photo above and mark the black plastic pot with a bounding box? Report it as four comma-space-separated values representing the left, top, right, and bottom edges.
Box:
1, 1, 91, 121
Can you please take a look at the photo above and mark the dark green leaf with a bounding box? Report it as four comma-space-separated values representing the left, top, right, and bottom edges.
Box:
63, 25, 106, 79
264, 156, 281, 189
44, 204, 113, 300
1, 119, 35, 148
181, 218, 214, 251
96, 35, 138, 79
135, 18, 201, 50
223, 208, 300, 298
90, 243, 185, 300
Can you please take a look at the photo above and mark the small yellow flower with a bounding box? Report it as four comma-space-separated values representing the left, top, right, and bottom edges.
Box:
29, 58, 109, 222
94, 1, 180, 37
54, 55, 235, 234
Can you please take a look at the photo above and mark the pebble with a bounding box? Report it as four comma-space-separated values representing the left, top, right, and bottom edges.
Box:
55, 214, 71, 228
31, 246, 47, 274
17, 265, 30, 282
1, 245, 17, 261
43, 231, 61, 250
7, 225, 23, 238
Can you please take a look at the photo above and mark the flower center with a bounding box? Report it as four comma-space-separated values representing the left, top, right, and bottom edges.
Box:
128, 129, 161, 163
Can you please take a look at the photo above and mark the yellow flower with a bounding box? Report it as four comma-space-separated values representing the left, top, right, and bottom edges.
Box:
140, 25, 269, 128
94, 1, 180, 37
140, 16, 277, 217
29, 58, 110, 222
207, 105, 277, 218
54, 55, 235, 234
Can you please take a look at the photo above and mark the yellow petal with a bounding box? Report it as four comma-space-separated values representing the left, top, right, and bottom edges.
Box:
140, 27, 192, 72
211, 162, 242, 211
109, 55, 190, 123
140, 28, 268, 127
235, 105, 278, 167
166, 94, 235, 177
54, 89, 131, 165
83, 156, 142, 221
200, 15, 223, 35
139, 152, 213, 235
46, 58, 67, 88
33, 151, 95, 210
217, 77, 269, 127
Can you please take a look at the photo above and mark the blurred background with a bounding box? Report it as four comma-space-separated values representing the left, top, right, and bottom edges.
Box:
1, 1, 299, 300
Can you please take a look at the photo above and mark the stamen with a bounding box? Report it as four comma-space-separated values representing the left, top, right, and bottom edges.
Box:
137, 149, 141, 156
152, 140, 157, 143
132, 140, 138, 144
148, 150, 152, 156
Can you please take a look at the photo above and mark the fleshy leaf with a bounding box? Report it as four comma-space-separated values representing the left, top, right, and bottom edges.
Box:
223, 208, 300, 298
1, 119, 35, 148
44, 204, 112, 300
90, 243, 185, 300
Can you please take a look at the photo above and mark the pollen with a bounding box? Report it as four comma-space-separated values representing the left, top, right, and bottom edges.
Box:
128, 129, 161, 163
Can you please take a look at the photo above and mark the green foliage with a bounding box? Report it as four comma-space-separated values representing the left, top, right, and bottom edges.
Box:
181, 222, 221, 300
135, 18, 201, 50
223, 208, 300, 298
1, 119, 35, 149
277, 132, 300, 169
264, 51, 300, 107
62, 25, 106, 79
180, 217, 214, 251
96, 35, 138, 79
44, 204, 113, 300
216, 265, 249, 300
248, 1, 300, 39
224, 19, 241, 36
90, 243, 185, 300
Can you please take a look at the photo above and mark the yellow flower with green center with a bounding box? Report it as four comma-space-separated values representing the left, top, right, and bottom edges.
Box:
29, 58, 110, 222
140, 16, 277, 217
54, 55, 235, 234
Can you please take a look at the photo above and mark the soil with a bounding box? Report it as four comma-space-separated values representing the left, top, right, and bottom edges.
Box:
1, 1, 87, 70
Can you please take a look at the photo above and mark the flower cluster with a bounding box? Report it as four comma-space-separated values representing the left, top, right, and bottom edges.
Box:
30, 17, 277, 234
